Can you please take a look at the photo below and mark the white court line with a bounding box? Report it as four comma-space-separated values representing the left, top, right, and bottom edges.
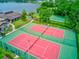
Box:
42, 43, 49, 58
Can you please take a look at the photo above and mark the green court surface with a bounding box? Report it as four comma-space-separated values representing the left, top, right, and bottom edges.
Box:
19, 23, 77, 47
59, 44, 77, 59
0, 23, 77, 59
0, 30, 37, 59
50, 15, 65, 22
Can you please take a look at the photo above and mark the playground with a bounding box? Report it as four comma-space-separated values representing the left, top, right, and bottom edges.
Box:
0, 23, 77, 59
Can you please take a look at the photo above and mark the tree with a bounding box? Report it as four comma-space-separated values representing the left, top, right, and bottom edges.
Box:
66, 1, 79, 32
54, 0, 71, 16
21, 9, 27, 21
29, 12, 40, 20
37, 0, 79, 32
37, 6, 54, 24
41, 1, 54, 7
50, 0, 79, 32
29, 12, 35, 19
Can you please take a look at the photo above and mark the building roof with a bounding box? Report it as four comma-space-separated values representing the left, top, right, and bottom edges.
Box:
0, 11, 21, 20
0, 13, 5, 18
0, 18, 5, 25
0, 18, 9, 26
5, 12, 21, 20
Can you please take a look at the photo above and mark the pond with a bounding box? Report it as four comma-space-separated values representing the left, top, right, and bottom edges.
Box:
0, 3, 40, 13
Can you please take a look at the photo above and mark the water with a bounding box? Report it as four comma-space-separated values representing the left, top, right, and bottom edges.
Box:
0, 3, 40, 13
0, 0, 42, 3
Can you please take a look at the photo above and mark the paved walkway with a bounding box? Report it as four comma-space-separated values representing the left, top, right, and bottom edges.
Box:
10, 23, 15, 31
6, 20, 33, 35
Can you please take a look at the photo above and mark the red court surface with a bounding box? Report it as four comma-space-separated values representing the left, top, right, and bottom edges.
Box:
31, 25, 64, 38
8, 34, 60, 59
31, 25, 47, 33
44, 28, 64, 38
8, 34, 38, 52
28, 39, 60, 59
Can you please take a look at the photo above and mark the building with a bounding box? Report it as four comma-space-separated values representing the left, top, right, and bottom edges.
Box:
0, 11, 21, 22
4, 11, 21, 22
0, 18, 10, 35
0, 11, 21, 36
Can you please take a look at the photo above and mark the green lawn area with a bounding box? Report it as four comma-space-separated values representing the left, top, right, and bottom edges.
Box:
0, 48, 22, 59
13, 19, 29, 29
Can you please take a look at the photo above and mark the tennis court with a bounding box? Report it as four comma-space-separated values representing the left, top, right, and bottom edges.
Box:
50, 15, 64, 22
31, 25, 64, 38
0, 23, 77, 59
8, 33, 60, 59
19, 23, 77, 47
8, 34, 38, 52
28, 39, 60, 59
31, 25, 48, 33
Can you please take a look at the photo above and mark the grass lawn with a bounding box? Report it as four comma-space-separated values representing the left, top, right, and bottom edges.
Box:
0, 48, 22, 59
13, 19, 29, 29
